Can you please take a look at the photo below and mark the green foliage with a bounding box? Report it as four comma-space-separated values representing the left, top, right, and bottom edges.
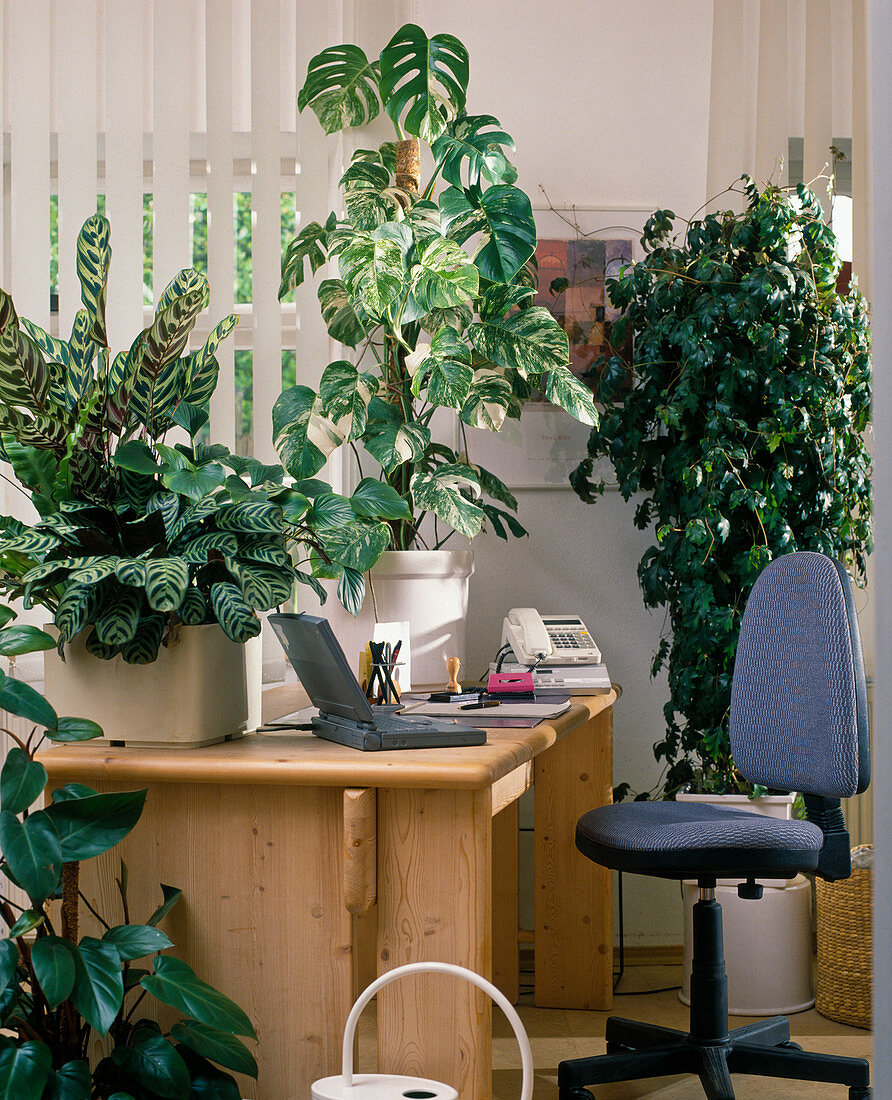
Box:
572, 178, 872, 795
283, 23, 597, 564
0, 215, 401, 635
0, 605, 257, 1098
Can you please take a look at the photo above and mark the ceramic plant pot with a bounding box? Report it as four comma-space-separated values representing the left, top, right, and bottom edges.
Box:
44, 624, 260, 748
676, 792, 814, 1015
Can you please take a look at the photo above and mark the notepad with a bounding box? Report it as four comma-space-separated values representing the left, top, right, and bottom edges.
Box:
400, 697, 572, 720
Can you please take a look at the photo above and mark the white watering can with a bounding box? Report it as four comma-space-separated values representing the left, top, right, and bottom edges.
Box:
311, 961, 534, 1099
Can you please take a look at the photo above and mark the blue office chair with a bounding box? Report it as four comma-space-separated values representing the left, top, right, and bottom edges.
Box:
558, 551, 871, 1100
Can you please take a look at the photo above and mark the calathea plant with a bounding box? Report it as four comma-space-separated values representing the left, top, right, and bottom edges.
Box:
0, 605, 256, 1098
0, 214, 398, 649
572, 178, 871, 796
276, 23, 598, 566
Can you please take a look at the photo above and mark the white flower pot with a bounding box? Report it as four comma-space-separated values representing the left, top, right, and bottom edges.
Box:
369, 549, 474, 687
677, 792, 815, 1014
44, 624, 259, 748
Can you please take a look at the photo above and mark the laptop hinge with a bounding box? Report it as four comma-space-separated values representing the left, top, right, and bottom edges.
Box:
319, 710, 376, 731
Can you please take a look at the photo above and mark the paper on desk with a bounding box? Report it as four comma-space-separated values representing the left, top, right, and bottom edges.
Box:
401, 698, 572, 720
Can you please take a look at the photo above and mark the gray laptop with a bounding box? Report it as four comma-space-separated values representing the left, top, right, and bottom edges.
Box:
269, 613, 486, 751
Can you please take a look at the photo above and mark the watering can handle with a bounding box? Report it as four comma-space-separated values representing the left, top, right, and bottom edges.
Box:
340, 961, 533, 1100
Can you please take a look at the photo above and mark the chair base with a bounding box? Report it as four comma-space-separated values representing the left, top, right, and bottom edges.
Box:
558, 1015, 871, 1099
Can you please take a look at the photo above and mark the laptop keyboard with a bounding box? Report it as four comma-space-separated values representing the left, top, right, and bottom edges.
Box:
374, 713, 440, 731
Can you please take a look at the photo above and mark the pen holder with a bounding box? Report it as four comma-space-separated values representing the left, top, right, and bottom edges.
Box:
311, 961, 533, 1099
368, 660, 400, 704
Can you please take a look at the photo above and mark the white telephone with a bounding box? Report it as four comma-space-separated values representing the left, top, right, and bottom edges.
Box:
501, 608, 602, 666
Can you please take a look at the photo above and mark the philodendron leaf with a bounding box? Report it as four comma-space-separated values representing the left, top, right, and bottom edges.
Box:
440, 183, 537, 283
111, 1028, 191, 1099
410, 464, 486, 538
350, 478, 412, 521
210, 583, 261, 644
76, 213, 111, 346
47, 717, 104, 743
324, 522, 391, 573
318, 360, 379, 440
272, 386, 332, 481
0, 1041, 52, 1100
340, 160, 405, 230
31, 935, 77, 1009
279, 220, 331, 298
43, 790, 146, 861
297, 42, 381, 135
338, 230, 406, 318
378, 24, 469, 142
0, 678, 58, 731
0, 625, 56, 655
42, 1060, 91, 1100
413, 326, 473, 410
170, 1020, 258, 1079
0, 939, 17, 991
147, 884, 182, 927
363, 402, 431, 474
142, 955, 256, 1038
459, 367, 513, 431
468, 305, 570, 377
409, 236, 478, 313
103, 924, 173, 962
0, 747, 47, 815
174, 1047, 242, 1100
70, 937, 124, 1035
317, 279, 369, 347
542, 365, 600, 426
431, 113, 516, 189
143, 558, 190, 614
0, 809, 61, 903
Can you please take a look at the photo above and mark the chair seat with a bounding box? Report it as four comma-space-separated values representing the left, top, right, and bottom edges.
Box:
576, 801, 823, 880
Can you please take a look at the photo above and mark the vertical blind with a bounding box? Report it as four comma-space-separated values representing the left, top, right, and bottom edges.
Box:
0, 0, 358, 498
706, 0, 870, 290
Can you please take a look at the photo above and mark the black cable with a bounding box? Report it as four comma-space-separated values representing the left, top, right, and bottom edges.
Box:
612, 869, 681, 996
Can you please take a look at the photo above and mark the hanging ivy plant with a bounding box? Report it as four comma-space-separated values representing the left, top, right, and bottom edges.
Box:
572, 177, 872, 796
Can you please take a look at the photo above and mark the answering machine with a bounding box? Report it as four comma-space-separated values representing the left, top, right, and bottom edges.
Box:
269, 613, 485, 751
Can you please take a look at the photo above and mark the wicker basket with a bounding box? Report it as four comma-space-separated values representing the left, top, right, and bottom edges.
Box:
815, 847, 873, 1029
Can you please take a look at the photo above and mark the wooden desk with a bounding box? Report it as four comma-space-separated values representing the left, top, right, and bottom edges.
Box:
40, 691, 615, 1100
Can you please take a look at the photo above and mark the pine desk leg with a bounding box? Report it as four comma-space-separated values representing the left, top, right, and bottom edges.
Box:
377, 786, 492, 1100
534, 706, 614, 1009
78, 780, 353, 1100
492, 800, 520, 1003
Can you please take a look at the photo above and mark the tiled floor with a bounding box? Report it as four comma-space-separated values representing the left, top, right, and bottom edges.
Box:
358, 965, 872, 1099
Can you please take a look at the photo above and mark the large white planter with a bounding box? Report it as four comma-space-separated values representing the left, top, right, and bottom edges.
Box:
677, 792, 815, 1015
44, 624, 258, 748
369, 549, 474, 687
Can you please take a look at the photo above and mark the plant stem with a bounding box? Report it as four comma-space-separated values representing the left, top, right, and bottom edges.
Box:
61, 863, 79, 943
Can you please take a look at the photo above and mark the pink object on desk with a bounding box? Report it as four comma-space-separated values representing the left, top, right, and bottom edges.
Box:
487, 671, 535, 694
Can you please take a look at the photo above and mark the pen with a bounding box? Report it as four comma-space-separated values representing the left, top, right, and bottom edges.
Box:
460, 700, 500, 710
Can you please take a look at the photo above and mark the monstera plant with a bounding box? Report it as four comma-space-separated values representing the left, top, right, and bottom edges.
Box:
572, 178, 872, 795
0, 604, 257, 1097
0, 214, 398, 651
276, 23, 598, 564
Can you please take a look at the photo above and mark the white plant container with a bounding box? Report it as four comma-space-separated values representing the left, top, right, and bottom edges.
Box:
677, 792, 815, 1015
369, 549, 474, 687
44, 624, 258, 748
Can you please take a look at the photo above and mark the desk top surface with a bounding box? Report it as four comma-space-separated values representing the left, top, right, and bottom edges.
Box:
39, 689, 617, 791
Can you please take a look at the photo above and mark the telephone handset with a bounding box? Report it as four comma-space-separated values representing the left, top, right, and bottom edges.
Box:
501, 608, 602, 666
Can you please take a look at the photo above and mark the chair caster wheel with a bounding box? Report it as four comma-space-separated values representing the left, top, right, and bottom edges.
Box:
605, 1041, 629, 1053
559, 1091, 595, 1100
849, 1088, 870, 1099
779, 1041, 802, 1051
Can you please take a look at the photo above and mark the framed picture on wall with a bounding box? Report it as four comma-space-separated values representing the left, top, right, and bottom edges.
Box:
532, 205, 651, 393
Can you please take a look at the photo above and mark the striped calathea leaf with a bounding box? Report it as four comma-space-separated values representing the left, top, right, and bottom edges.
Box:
76, 213, 112, 346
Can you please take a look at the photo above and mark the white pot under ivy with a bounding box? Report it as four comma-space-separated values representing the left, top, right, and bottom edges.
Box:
677, 792, 814, 1015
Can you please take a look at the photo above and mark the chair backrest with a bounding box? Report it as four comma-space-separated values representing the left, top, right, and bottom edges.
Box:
729, 551, 869, 799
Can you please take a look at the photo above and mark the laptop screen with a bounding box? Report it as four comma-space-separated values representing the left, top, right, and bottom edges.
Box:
269, 613, 376, 726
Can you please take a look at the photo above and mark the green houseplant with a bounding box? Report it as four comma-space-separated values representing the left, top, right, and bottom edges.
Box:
572, 177, 871, 796
276, 22, 598, 575
0, 214, 399, 650
0, 607, 256, 1098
